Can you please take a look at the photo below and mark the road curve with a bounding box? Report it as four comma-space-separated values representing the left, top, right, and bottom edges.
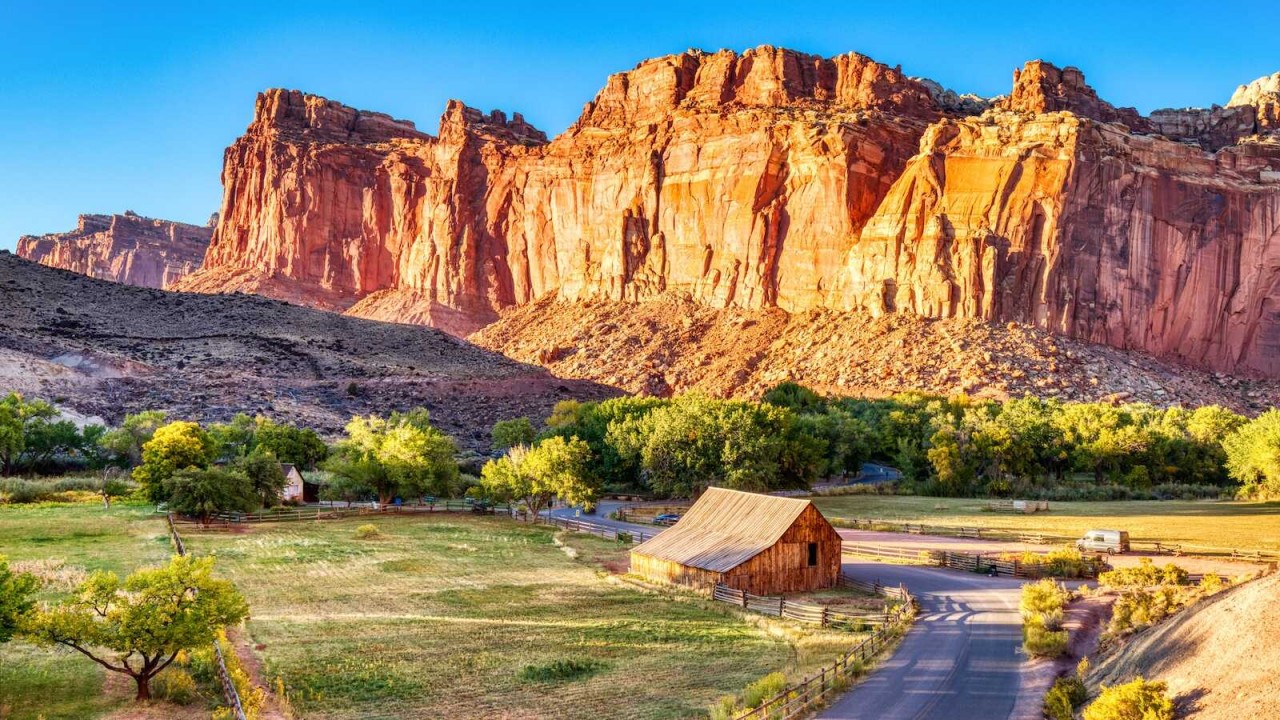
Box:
817, 562, 1027, 720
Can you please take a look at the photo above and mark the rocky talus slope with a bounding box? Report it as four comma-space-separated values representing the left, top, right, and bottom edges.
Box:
0, 252, 615, 446
173, 47, 1280, 379
17, 211, 212, 289
470, 297, 1279, 412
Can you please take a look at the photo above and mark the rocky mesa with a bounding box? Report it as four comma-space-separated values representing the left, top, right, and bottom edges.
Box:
173, 47, 1280, 378
18, 211, 212, 289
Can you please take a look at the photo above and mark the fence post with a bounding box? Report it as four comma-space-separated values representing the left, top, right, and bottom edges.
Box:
779, 597, 785, 617
821, 606, 829, 627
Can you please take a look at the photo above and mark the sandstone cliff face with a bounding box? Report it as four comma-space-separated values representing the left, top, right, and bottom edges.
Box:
17, 212, 211, 289
178, 50, 1280, 377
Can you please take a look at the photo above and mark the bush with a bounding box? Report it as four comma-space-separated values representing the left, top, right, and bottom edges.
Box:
153, 668, 200, 705
708, 695, 738, 720
1108, 587, 1184, 635
1020, 579, 1069, 621
742, 672, 788, 709
1199, 572, 1226, 594
1023, 622, 1069, 658
518, 658, 607, 684
1083, 678, 1174, 720
1044, 675, 1088, 720
1099, 559, 1189, 589
354, 524, 380, 539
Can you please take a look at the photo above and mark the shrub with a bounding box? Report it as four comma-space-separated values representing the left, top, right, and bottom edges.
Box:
1108, 587, 1184, 635
354, 524, 380, 539
1044, 675, 1088, 720
1099, 559, 1188, 589
518, 658, 607, 684
1199, 572, 1226, 595
708, 695, 738, 720
1083, 678, 1174, 720
616, 531, 633, 544
742, 672, 788, 709
1023, 622, 1069, 658
153, 668, 200, 705
1020, 579, 1069, 621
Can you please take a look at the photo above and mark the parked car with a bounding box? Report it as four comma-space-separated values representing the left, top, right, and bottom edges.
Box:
654, 513, 681, 526
1076, 529, 1131, 555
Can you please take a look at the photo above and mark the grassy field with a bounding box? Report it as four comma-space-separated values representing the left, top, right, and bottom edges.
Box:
812, 495, 1280, 552
178, 514, 862, 720
0, 503, 170, 720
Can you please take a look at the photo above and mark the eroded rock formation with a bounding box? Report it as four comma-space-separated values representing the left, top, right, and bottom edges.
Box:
17, 212, 212, 289
177, 49, 1280, 377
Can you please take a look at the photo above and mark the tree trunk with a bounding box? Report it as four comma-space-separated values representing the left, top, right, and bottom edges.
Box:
134, 674, 151, 701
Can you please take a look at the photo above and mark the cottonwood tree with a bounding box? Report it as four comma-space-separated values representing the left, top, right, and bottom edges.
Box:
0, 555, 37, 643
325, 409, 459, 506
0, 392, 58, 475
132, 421, 217, 502
1223, 409, 1280, 498
481, 436, 595, 520
99, 410, 168, 467
23, 555, 248, 701
237, 449, 287, 507
491, 417, 535, 451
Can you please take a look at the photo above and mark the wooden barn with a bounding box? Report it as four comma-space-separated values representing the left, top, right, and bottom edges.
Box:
629, 488, 842, 595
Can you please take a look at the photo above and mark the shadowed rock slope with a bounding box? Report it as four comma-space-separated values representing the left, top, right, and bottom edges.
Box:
0, 252, 616, 446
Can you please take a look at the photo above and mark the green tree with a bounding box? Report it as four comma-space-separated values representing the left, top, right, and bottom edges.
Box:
491, 417, 536, 451
762, 382, 827, 414
0, 555, 38, 643
163, 467, 257, 525
208, 413, 258, 461
132, 421, 216, 502
23, 555, 249, 701
481, 436, 595, 520
237, 449, 287, 507
98, 410, 168, 467
0, 392, 58, 475
254, 418, 328, 469
1223, 409, 1280, 498
325, 410, 459, 506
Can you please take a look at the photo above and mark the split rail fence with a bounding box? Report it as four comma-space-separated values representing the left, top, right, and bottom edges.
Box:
728, 577, 917, 720
842, 542, 1106, 579
535, 515, 658, 543
166, 514, 247, 720
712, 584, 895, 629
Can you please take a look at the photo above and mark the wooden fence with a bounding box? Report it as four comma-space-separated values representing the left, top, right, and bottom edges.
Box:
712, 585, 891, 628
163, 500, 514, 526
535, 515, 659, 544
613, 503, 691, 525
842, 543, 1105, 579
729, 577, 917, 720
838, 517, 1280, 563
166, 514, 247, 720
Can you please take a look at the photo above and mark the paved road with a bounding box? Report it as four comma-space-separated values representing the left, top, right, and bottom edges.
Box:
544, 500, 666, 537
818, 561, 1029, 720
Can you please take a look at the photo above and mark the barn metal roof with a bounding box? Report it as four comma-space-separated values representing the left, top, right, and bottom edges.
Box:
631, 488, 813, 572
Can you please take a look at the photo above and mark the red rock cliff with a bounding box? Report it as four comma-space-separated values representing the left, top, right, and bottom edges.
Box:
177, 51, 1280, 376
17, 212, 212, 289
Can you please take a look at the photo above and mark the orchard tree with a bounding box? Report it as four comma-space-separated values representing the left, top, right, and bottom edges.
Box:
1, 555, 37, 643
491, 417, 536, 451
237, 449, 287, 507
132, 421, 216, 502
254, 418, 328, 469
164, 467, 257, 525
481, 436, 595, 520
22, 555, 248, 701
0, 392, 58, 475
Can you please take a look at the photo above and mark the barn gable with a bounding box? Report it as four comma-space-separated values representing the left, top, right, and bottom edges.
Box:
630, 488, 842, 595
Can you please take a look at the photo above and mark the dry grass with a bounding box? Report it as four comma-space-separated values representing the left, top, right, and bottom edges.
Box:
182, 515, 865, 720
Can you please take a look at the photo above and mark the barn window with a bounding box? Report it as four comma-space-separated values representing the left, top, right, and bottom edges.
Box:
807, 543, 818, 567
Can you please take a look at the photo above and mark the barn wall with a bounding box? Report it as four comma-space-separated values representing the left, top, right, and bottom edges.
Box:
722, 506, 842, 595
630, 552, 724, 589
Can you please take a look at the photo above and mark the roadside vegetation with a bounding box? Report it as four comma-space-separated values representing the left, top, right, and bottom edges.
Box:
1097, 559, 1231, 643
1020, 579, 1071, 658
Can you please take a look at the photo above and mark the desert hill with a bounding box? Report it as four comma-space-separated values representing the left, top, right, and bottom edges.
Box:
0, 251, 616, 445
1089, 573, 1280, 719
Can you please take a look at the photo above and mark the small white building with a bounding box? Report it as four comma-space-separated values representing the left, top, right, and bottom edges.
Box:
281, 464, 317, 503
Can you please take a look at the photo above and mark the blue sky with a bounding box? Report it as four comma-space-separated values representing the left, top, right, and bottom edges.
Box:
2, 0, 1276, 251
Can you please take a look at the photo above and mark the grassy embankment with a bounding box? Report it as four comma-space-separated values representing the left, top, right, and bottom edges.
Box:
812, 495, 1280, 552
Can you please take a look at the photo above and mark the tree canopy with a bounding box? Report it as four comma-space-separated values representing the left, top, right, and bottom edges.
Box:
0, 555, 37, 643
480, 435, 595, 520
22, 555, 248, 700
325, 409, 459, 505
132, 421, 217, 502
1223, 409, 1280, 498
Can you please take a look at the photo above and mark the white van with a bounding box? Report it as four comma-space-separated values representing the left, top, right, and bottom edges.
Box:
1076, 529, 1130, 554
